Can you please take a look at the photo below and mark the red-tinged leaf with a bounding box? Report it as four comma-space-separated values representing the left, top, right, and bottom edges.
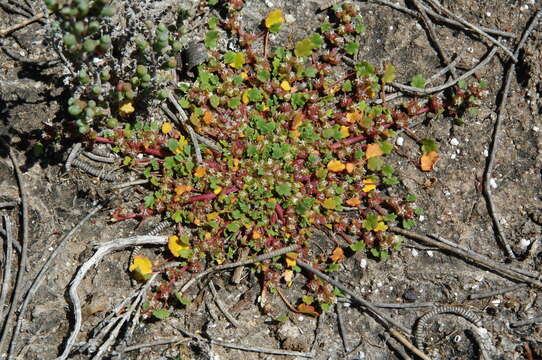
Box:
297, 303, 320, 317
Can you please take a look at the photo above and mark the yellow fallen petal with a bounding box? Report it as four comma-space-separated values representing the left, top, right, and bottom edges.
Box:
161, 122, 173, 134
327, 160, 346, 172
265, 9, 284, 28
366, 143, 383, 159
118, 100, 134, 117
362, 179, 377, 192
285, 252, 298, 268
175, 184, 193, 196
129, 255, 153, 281
345, 163, 355, 174
194, 167, 206, 178
252, 230, 261, 240
345, 196, 361, 206
374, 222, 388, 232
240, 72, 248, 80
213, 186, 222, 195
242, 90, 250, 104
203, 110, 213, 125
280, 80, 291, 91
340, 126, 350, 139
207, 212, 220, 221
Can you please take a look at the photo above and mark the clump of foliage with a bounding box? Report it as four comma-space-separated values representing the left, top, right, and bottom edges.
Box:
42, 0, 483, 317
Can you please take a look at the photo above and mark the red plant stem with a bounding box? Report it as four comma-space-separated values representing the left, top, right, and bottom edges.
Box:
331, 135, 366, 149
275, 204, 285, 223
329, 72, 355, 89
186, 193, 217, 204
264, 30, 269, 58
94, 136, 115, 144
337, 231, 353, 244
114, 209, 156, 222
416, 106, 430, 115
223, 186, 239, 195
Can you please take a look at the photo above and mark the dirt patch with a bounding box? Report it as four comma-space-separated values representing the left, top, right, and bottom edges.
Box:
1, 1, 541, 359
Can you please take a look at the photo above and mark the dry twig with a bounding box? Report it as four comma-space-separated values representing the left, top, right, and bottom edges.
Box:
296, 259, 413, 335
425, 0, 517, 62
509, 314, 542, 328
0, 11, 44, 37
390, 44, 499, 95
175, 325, 314, 358
178, 244, 300, 294
371, 0, 516, 38
469, 284, 527, 300
56, 235, 168, 360
0, 216, 14, 324
482, 9, 542, 259
391, 227, 542, 288
164, 96, 203, 164
0, 141, 30, 355
7, 202, 104, 358
208, 280, 239, 327
411, 0, 457, 78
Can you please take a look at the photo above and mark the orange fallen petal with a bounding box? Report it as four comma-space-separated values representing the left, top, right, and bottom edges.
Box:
420, 151, 439, 171
366, 143, 383, 159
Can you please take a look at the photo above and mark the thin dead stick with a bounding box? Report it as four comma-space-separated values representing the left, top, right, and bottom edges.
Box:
0, 202, 18, 208
429, 234, 538, 278
390, 44, 499, 95
0, 216, 13, 324
208, 280, 239, 327
390, 227, 542, 288
469, 284, 527, 300
119, 337, 190, 353
336, 302, 349, 353
425, 0, 517, 62
175, 325, 314, 358
195, 133, 222, 153
55, 235, 168, 360
161, 102, 202, 164
178, 244, 300, 294
7, 202, 104, 359
296, 260, 412, 335
411, 0, 457, 79
509, 314, 542, 327
383, 332, 413, 360
297, 260, 431, 359
110, 179, 148, 190
0, 141, 30, 355
390, 328, 431, 360
0, 11, 44, 37
371, 0, 516, 38
92, 273, 158, 360
483, 9, 542, 260
338, 298, 435, 309
427, 48, 465, 83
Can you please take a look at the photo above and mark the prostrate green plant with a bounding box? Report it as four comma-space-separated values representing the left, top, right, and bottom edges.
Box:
43, 0, 483, 316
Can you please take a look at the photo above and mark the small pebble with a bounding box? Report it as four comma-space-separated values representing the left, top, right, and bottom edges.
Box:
519, 238, 531, 249
486, 11, 491, 17
533, 126, 539, 132
451, 153, 456, 160
489, 178, 497, 189
396, 136, 404, 146
483, 149, 489, 157
411, 249, 419, 257
450, 138, 459, 146
285, 14, 295, 24
359, 258, 367, 269
427, 251, 434, 257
